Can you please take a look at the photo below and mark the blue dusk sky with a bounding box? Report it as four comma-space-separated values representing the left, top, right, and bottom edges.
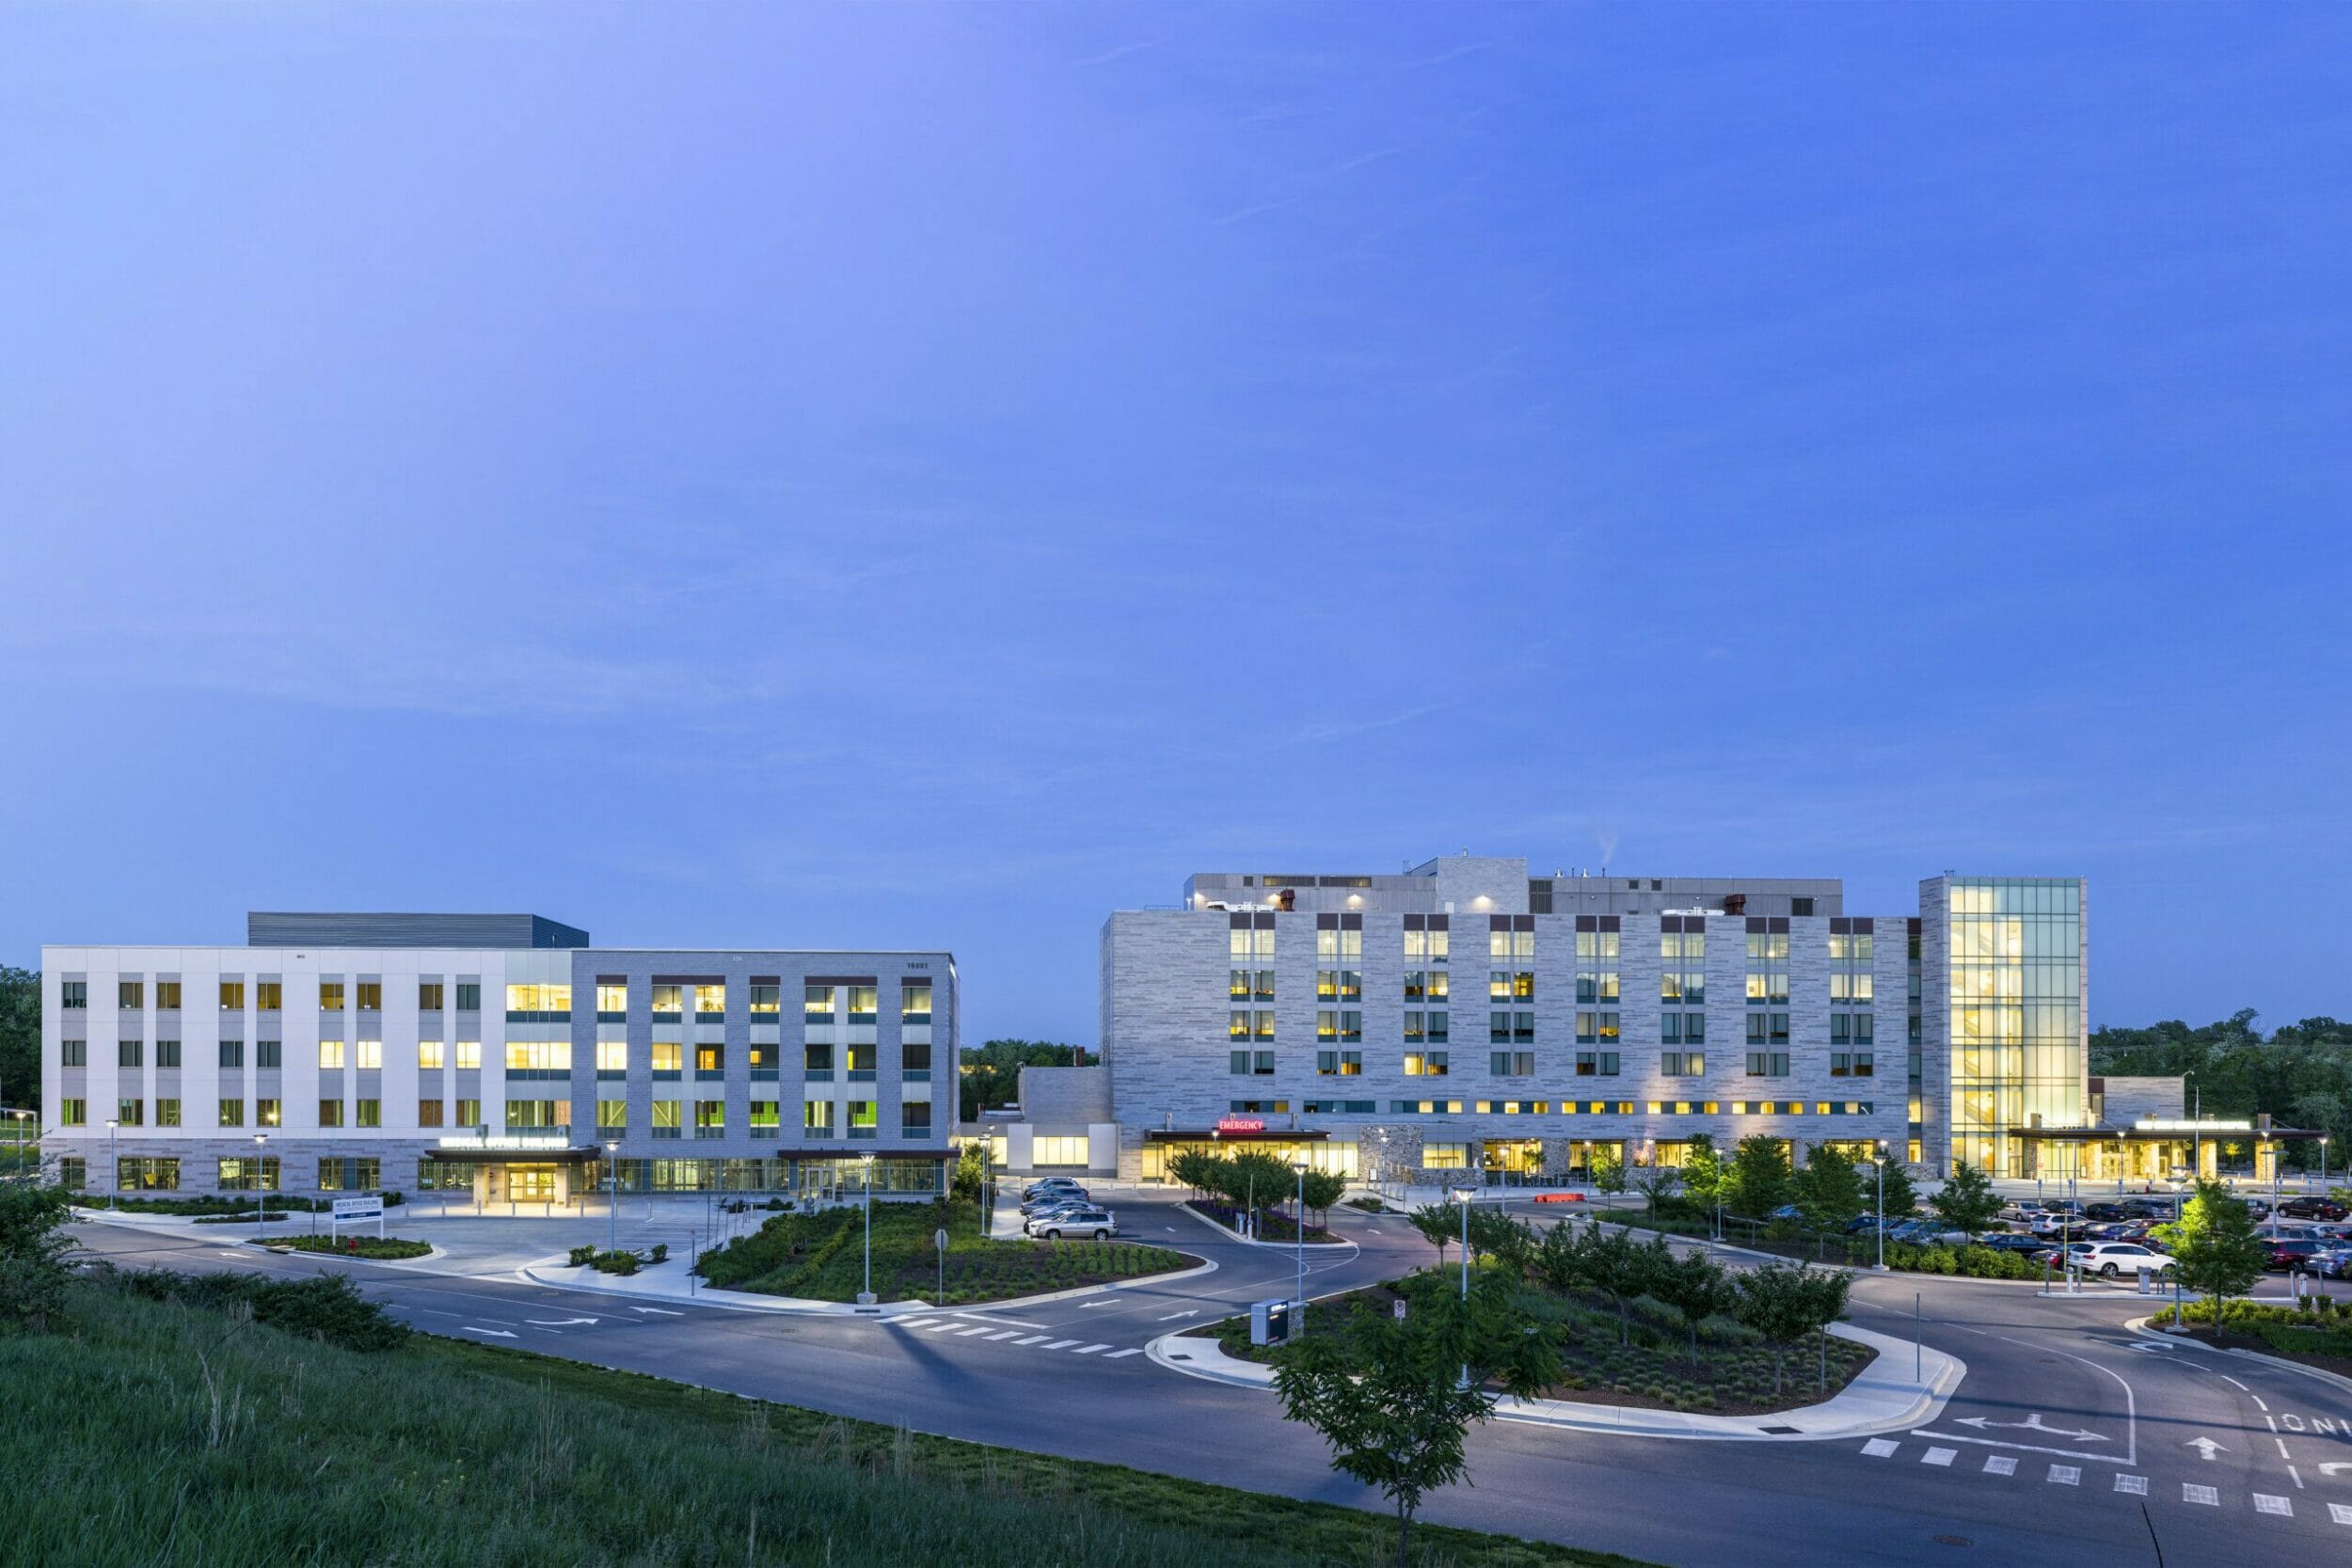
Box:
4, 4, 2348, 1043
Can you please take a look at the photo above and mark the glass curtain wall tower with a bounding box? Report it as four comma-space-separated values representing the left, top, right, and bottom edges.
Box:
1923, 876, 2086, 1176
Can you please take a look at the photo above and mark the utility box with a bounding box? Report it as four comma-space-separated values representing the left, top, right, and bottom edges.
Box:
1249, 1298, 1294, 1347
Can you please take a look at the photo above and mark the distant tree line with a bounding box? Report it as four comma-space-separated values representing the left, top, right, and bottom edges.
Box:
956, 1037, 1094, 1122
2091, 1010, 2351, 1167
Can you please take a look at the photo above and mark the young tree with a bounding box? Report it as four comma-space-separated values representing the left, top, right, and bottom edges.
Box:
1590, 1147, 1628, 1202
1723, 1135, 1793, 1220
1650, 1245, 1734, 1370
1533, 1214, 1583, 1298
1731, 1260, 1849, 1395
1299, 1167, 1347, 1226
1631, 1164, 1682, 1218
1408, 1202, 1461, 1269
1877, 1160, 1920, 1223
1930, 1162, 2003, 1240
0, 1181, 73, 1332
1681, 1133, 1724, 1213
1795, 1147, 1864, 1234
1272, 1271, 1557, 1568
1467, 1206, 1535, 1275
2170, 1178, 2267, 1338
1574, 1224, 1661, 1347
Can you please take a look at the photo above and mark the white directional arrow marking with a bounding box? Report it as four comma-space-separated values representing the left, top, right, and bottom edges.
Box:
2185, 1437, 2227, 1461
2317, 1461, 2352, 1477
527, 1317, 600, 1327
1953, 1414, 2108, 1443
1080, 1300, 1114, 1308
1157, 1308, 1200, 1322
463, 1327, 518, 1338
628, 1306, 684, 1317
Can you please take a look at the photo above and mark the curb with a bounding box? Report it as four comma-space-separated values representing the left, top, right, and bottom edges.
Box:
1172, 1201, 1356, 1252
2122, 1313, 2352, 1396
247, 1240, 452, 1269
1147, 1321, 1964, 1441
516, 1248, 1219, 1318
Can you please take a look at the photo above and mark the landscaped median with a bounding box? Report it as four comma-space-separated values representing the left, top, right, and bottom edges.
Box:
695, 1194, 1200, 1307
2148, 1296, 2352, 1376
254, 1234, 434, 1261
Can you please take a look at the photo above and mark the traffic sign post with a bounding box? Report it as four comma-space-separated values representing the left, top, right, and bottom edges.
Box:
935, 1227, 948, 1307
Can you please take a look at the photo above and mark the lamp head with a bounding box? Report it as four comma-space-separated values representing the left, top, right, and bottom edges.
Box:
1451, 1187, 1476, 1204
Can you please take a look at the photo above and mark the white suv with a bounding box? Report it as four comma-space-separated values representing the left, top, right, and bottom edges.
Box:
2048, 1241, 2173, 1278
1025, 1206, 1119, 1241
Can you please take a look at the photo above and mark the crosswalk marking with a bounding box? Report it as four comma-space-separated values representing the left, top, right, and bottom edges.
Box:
2114, 1475, 2147, 1496
921, 1321, 959, 1332
1073, 1343, 1110, 1354
1014, 1334, 1049, 1345
2253, 1495, 2292, 1517
895, 1318, 934, 1329
955, 1325, 994, 1337
1861, 1439, 1899, 1458
2328, 1503, 2352, 1526
1983, 1457, 2016, 1476
2184, 1484, 2218, 1506
1922, 1448, 1956, 1467
1105, 1347, 1142, 1358
2048, 1465, 2080, 1486
987, 1329, 1024, 1340
1042, 1338, 1080, 1350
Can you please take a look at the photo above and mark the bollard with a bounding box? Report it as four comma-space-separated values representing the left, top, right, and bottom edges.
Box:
2137, 1265, 2150, 1295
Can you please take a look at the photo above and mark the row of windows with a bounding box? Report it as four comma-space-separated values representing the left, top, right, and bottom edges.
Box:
59, 1097, 935, 1138
67, 1038, 932, 1077
60, 979, 938, 1020
1226, 1098, 1881, 1121
1220, 1050, 1870, 1081
1213, 1009, 1875, 1046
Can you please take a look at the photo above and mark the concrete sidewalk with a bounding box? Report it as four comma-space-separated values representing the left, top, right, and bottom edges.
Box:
1149, 1321, 1963, 1442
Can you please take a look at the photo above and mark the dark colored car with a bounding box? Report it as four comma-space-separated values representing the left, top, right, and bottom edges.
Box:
2263, 1238, 2328, 1272
2083, 1203, 2132, 1223
1979, 1233, 2054, 1255
2280, 1197, 2349, 1222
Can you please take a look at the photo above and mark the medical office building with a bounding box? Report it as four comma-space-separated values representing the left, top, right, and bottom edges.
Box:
1085, 855, 2111, 1185
41, 912, 956, 1203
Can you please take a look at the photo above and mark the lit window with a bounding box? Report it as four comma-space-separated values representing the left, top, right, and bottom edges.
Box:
455, 1039, 481, 1069
419, 1041, 446, 1069
318, 1040, 346, 1069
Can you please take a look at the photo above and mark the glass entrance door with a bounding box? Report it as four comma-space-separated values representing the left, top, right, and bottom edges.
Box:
508, 1164, 559, 1202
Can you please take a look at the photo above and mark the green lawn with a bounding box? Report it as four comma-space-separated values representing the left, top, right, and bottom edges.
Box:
0, 1280, 1653, 1568
698, 1193, 1197, 1305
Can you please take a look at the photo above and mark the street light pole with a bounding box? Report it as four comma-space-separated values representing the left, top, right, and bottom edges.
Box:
859, 1153, 876, 1304
253, 1132, 268, 1230
106, 1118, 119, 1210
1874, 1140, 1886, 1272
606, 1139, 620, 1256
1290, 1160, 1308, 1326
1452, 1186, 1475, 1392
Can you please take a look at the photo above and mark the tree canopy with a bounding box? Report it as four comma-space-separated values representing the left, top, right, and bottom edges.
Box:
956, 1038, 1093, 1121
2169, 1179, 2268, 1333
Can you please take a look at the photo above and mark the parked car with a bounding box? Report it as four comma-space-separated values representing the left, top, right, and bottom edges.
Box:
1020, 1185, 1090, 1214
1025, 1206, 1119, 1240
2310, 1246, 2352, 1280
1979, 1233, 2055, 1255
1767, 1204, 1806, 1223
1022, 1177, 1085, 1201
2280, 1197, 2350, 1222
2265, 1238, 2329, 1272
2039, 1241, 2174, 1278
2082, 1203, 2132, 1224
1020, 1198, 1096, 1225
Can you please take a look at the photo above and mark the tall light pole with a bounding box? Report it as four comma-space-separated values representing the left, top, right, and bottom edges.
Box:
606, 1139, 620, 1256
106, 1118, 119, 1210
859, 1153, 877, 1304
1873, 1140, 1887, 1272
253, 1132, 268, 1230
2184, 1070, 2200, 1180
1451, 1186, 1476, 1391
1289, 1159, 1308, 1323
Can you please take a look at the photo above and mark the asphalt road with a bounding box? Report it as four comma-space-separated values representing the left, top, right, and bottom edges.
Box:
68, 1196, 2352, 1568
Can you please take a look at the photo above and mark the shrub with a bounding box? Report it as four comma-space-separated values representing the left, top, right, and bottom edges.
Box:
568, 1244, 598, 1267
102, 1269, 405, 1352
651, 1243, 669, 1264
